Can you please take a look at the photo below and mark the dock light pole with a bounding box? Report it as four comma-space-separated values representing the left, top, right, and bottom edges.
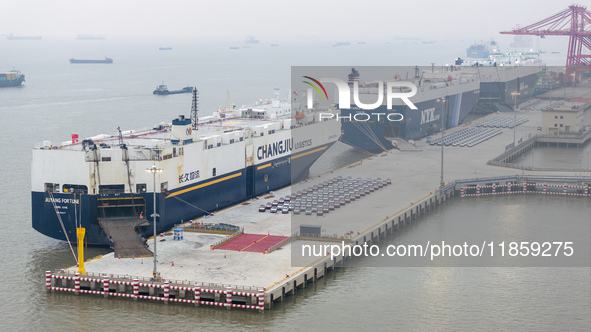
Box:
571, 73, 576, 100
146, 164, 163, 280
511, 91, 520, 147
437, 97, 446, 187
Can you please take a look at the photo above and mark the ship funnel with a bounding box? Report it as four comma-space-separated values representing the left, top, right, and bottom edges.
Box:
171, 115, 192, 145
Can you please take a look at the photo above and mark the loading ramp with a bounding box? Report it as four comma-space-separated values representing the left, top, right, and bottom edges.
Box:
98, 217, 154, 258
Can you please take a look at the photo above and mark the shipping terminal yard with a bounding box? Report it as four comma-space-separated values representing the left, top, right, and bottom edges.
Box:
47, 84, 591, 311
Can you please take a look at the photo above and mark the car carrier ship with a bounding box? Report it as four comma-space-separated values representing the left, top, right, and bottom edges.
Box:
339, 64, 541, 153
31, 89, 340, 246
339, 66, 481, 153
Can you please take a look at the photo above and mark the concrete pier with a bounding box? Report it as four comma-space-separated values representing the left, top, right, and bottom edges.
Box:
46, 104, 591, 310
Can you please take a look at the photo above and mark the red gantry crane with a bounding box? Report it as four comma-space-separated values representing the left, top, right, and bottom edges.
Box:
500, 4, 591, 86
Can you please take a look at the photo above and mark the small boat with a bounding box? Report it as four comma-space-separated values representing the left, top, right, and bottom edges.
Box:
333, 41, 350, 47
76, 34, 105, 40
6, 33, 41, 40
245, 35, 259, 44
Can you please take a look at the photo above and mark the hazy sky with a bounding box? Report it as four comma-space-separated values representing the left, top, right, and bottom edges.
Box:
1, 0, 582, 42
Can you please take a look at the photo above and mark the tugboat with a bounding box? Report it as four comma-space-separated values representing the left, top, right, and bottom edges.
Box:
153, 83, 194, 95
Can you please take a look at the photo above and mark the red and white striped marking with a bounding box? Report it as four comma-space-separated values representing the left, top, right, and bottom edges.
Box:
232, 291, 258, 297
164, 281, 170, 301
51, 287, 76, 293
45, 271, 52, 290
258, 289, 265, 311
133, 279, 139, 298
47, 273, 265, 311
202, 288, 228, 294
103, 276, 109, 296
194, 286, 201, 305
226, 286, 232, 307
74, 272, 80, 293
461, 183, 591, 198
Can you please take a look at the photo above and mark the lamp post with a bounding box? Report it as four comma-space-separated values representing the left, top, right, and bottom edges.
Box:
146, 164, 163, 280
511, 91, 521, 147
437, 97, 446, 187
571, 73, 576, 100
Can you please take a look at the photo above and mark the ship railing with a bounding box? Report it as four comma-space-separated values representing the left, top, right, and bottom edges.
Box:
53, 269, 263, 291
265, 232, 298, 254
84, 148, 162, 162
210, 228, 244, 249
454, 175, 591, 186
537, 130, 591, 140
487, 160, 590, 172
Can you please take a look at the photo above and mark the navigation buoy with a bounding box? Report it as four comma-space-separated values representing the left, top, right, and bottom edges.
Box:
172, 261, 174, 266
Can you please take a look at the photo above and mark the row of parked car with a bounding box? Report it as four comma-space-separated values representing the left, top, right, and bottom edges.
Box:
258, 176, 392, 216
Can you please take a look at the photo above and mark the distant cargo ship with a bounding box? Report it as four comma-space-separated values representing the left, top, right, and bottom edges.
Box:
159, 47, 173, 50
245, 35, 259, 44
69, 57, 113, 64
153, 84, 193, 95
456, 50, 542, 67
0, 70, 25, 87
76, 34, 105, 40
509, 25, 533, 48
466, 40, 497, 58
5, 33, 41, 40
333, 41, 351, 47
